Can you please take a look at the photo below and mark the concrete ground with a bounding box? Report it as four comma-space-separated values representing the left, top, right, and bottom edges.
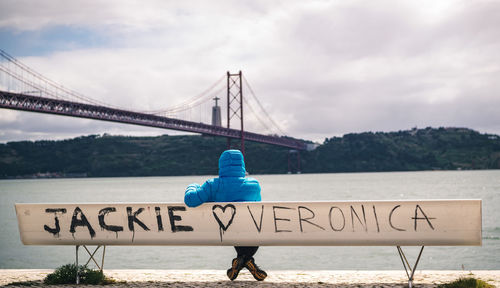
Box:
0, 269, 498, 287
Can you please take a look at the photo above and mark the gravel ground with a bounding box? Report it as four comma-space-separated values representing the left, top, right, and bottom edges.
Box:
0, 269, 498, 287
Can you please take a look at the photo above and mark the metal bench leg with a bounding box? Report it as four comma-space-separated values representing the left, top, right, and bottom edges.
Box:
75, 245, 80, 285
101, 246, 106, 271
397, 246, 424, 288
75, 245, 107, 284
83, 245, 105, 271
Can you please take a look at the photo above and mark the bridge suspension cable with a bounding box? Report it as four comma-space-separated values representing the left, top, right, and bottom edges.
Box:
147, 75, 226, 116
0, 49, 129, 110
242, 75, 287, 136
0, 49, 225, 118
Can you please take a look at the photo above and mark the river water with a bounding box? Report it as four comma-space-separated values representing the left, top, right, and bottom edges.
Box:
1, 171, 499, 270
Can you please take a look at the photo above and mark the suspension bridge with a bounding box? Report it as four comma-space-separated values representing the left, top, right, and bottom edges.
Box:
0, 50, 308, 155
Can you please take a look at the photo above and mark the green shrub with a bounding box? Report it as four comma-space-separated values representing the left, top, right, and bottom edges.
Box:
43, 263, 115, 285
437, 277, 495, 288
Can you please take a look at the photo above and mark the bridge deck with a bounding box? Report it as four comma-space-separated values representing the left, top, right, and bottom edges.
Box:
0, 90, 306, 150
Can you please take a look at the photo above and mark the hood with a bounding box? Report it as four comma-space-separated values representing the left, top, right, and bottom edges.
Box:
219, 150, 246, 177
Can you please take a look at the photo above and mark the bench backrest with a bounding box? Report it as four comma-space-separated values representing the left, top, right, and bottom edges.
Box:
15, 200, 482, 246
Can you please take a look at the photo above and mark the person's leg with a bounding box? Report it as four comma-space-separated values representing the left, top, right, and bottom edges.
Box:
243, 247, 267, 281
226, 246, 247, 281
235, 246, 258, 262
234, 246, 267, 281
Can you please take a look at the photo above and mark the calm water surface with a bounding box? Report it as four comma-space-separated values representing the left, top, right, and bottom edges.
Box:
1, 171, 499, 270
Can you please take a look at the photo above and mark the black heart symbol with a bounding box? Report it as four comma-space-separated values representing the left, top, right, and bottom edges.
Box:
212, 204, 236, 241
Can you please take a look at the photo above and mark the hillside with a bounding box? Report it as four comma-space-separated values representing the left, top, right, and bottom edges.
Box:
1, 127, 499, 178
303, 127, 500, 172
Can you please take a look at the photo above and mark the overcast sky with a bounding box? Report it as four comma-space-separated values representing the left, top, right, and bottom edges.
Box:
1, 0, 499, 143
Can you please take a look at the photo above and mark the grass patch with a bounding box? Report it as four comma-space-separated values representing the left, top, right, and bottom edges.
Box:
43, 263, 117, 285
437, 277, 495, 288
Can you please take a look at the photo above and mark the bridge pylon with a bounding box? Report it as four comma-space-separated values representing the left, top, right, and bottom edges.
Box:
226, 71, 245, 155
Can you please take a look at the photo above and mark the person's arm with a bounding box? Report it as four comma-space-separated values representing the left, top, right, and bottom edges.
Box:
245, 177, 262, 201
184, 181, 212, 207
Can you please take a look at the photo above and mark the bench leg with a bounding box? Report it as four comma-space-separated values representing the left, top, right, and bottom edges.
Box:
75, 245, 80, 285
75, 245, 107, 284
83, 245, 105, 271
397, 246, 424, 288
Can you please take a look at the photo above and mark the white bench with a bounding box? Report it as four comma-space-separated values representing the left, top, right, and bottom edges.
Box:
15, 200, 482, 287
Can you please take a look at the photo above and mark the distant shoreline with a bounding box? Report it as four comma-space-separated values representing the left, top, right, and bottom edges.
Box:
2, 168, 499, 181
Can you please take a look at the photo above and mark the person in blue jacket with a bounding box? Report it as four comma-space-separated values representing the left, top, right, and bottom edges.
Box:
184, 149, 267, 281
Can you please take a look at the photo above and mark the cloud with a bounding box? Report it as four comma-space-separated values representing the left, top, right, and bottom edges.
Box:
0, 0, 173, 31
1, 0, 500, 143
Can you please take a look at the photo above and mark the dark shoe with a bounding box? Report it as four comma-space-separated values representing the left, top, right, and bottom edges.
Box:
245, 257, 267, 281
226, 257, 245, 281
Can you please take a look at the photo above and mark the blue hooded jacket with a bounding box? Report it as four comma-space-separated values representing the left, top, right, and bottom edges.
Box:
184, 150, 261, 207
